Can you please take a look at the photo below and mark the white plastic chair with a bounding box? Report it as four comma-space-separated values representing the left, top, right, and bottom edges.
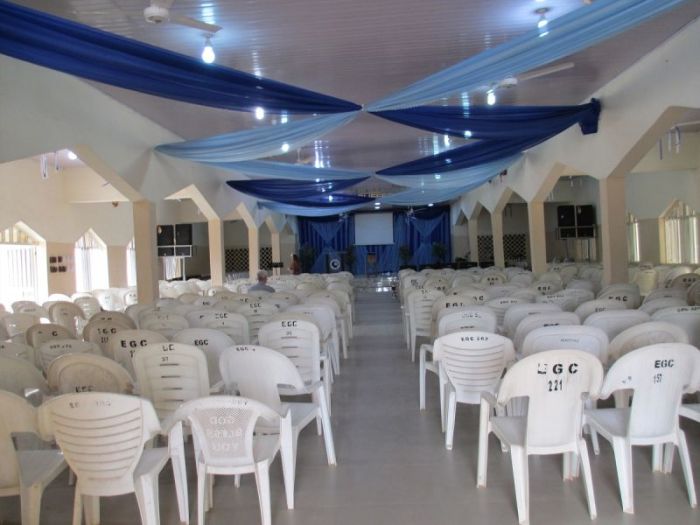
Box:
220, 345, 336, 510
186, 309, 250, 344
39, 393, 169, 525
48, 301, 85, 336
585, 344, 700, 513
89, 310, 137, 329
632, 269, 658, 297
574, 299, 626, 322
73, 296, 101, 320
0, 341, 35, 363
651, 305, 700, 347
597, 284, 641, 309
638, 297, 688, 315
2, 313, 39, 343
670, 272, 700, 290
583, 310, 650, 342
512, 312, 580, 352
108, 329, 169, 376
140, 312, 189, 338
535, 292, 578, 312
478, 350, 603, 524
434, 331, 515, 450
531, 280, 562, 295
37, 339, 102, 374
287, 304, 341, 376
235, 301, 279, 344
688, 280, 700, 306
608, 321, 689, 362
502, 303, 561, 339
521, 325, 609, 364
171, 328, 234, 388
82, 319, 128, 356
406, 288, 445, 362
0, 356, 48, 402
0, 391, 67, 525
25, 323, 73, 349
168, 396, 282, 525
484, 297, 527, 330
643, 287, 687, 304
47, 353, 134, 394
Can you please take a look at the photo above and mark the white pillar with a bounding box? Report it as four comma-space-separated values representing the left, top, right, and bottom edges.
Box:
132, 200, 158, 303
247, 224, 260, 276
599, 176, 628, 285
528, 200, 547, 275
468, 218, 479, 263
491, 212, 505, 268
208, 219, 225, 286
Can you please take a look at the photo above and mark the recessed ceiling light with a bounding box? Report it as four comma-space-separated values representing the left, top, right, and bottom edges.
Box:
428, 203, 434, 207
255, 106, 265, 120
281, 143, 290, 153
486, 89, 496, 106
328, 195, 334, 202
201, 37, 215, 64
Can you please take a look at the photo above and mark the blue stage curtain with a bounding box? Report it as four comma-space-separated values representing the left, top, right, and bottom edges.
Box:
367, 0, 689, 111
259, 202, 370, 217
203, 160, 370, 181
227, 178, 368, 203
156, 112, 357, 162
402, 208, 451, 267
372, 100, 600, 138
298, 216, 354, 273
0, 1, 359, 114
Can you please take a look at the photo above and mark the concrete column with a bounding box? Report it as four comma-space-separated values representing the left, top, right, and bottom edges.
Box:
107, 245, 128, 288
491, 212, 505, 268
132, 200, 159, 303
270, 231, 281, 276
528, 200, 547, 275
599, 176, 628, 285
247, 224, 260, 276
468, 218, 479, 263
208, 219, 225, 287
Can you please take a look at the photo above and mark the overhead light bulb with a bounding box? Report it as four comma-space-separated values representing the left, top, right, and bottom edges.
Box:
464, 130, 473, 138
255, 106, 265, 120
201, 37, 215, 64
315, 178, 321, 183
66, 150, 78, 161
281, 142, 290, 153
328, 195, 334, 202
537, 15, 548, 29
428, 203, 434, 207
486, 89, 496, 106
434, 174, 441, 180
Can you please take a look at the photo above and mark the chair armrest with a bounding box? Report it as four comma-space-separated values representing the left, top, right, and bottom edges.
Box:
209, 380, 225, 394
480, 391, 499, 408
420, 343, 433, 356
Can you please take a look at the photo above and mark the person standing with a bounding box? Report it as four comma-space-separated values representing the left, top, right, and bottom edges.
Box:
290, 253, 301, 275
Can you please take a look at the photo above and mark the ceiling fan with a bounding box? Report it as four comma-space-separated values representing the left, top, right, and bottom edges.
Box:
143, 1, 222, 33
495, 62, 575, 89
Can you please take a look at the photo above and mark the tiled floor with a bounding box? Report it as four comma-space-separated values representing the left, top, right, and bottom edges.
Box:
2, 289, 699, 524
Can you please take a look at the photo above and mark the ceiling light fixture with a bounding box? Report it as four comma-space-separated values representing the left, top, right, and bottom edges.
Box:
535, 7, 551, 37
428, 203, 434, 207
281, 142, 290, 153
486, 89, 496, 106
254, 106, 265, 120
328, 195, 334, 202
66, 150, 78, 161
201, 36, 215, 64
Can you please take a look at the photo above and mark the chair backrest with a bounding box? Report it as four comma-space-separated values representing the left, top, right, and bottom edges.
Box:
608, 321, 689, 361
407, 288, 445, 335
600, 344, 700, 439
132, 342, 210, 420
47, 353, 134, 394
513, 312, 580, 351
286, 304, 334, 340
173, 396, 279, 468
0, 341, 35, 363
39, 393, 160, 495
139, 312, 189, 338
566, 279, 596, 292
436, 307, 498, 336
185, 309, 250, 344
574, 299, 626, 322
74, 296, 102, 319
82, 319, 128, 355
484, 297, 526, 328
487, 284, 524, 299
431, 296, 477, 322
531, 280, 562, 295
433, 331, 515, 404
509, 273, 535, 287
219, 345, 305, 415
638, 297, 687, 315
25, 323, 73, 349
651, 305, 700, 347
521, 325, 609, 363
236, 302, 280, 343
447, 287, 490, 304
0, 356, 48, 400
37, 339, 102, 374
258, 319, 321, 384
48, 301, 85, 335
0, 391, 39, 490
632, 269, 658, 297
583, 309, 650, 341
2, 313, 39, 340
502, 303, 562, 339
497, 350, 603, 449
597, 284, 641, 309
669, 272, 700, 290
535, 293, 578, 312
689, 280, 700, 306
89, 310, 136, 329
643, 287, 686, 304
92, 289, 124, 311
480, 273, 507, 287
108, 329, 169, 374
171, 328, 234, 385
12, 302, 48, 320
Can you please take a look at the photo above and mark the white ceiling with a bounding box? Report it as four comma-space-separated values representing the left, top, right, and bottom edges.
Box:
14, 0, 700, 177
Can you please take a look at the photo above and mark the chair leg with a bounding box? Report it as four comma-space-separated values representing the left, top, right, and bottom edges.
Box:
20, 483, 44, 525
206, 475, 214, 511
195, 463, 206, 525
510, 446, 529, 524
134, 474, 161, 525
318, 385, 337, 466
652, 444, 664, 472
476, 399, 490, 488
279, 417, 296, 510
410, 333, 417, 362
677, 431, 697, 508
612, 437, 634, 514
169, 422, 190, 524
83, 495, 100, 525
72, 485, 83, 525
445, 390, 457, 451
578, 440, 597, 520
254, 461, 272, 525
419, 348, 427, 410
234, 475, 241, 488
662, 443, 675, 473
438, 371, 446, 432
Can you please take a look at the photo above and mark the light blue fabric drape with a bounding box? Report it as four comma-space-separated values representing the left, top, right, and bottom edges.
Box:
367, 0, 690, 110
258, 201, 371, 217
377, 155, 520, 189
409, 215, 444, 265
156, 112, 357, 162
204, 160, 370, 181
309, 221, 342, 273
380, 185, 481, 206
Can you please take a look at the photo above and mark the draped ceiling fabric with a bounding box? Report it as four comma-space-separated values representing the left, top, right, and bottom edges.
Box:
298, 216, 355, 273
372, 99, 601, 139
367, 0, 691, 111
259, 201, 370, 217
156, 113, 357, 162
203, 160, 370, 181
0, 0, 359, 114
226, 178, 368, 204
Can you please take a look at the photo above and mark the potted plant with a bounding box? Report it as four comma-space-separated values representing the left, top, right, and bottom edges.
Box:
432, 242, 447, 267
399, 245, 412, 269
299, 244, 316, 273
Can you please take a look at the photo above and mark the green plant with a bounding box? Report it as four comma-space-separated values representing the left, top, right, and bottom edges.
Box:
432, 242, 447, 264
399, 245, 412, 266
299, 244, 316, 273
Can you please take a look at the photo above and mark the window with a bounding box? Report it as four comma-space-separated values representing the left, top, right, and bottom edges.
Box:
126, 238, 137, 287
626, 213, 641, 263
661, 201, 699, 264
0, 224, 43, 307
75, 230, 109, 292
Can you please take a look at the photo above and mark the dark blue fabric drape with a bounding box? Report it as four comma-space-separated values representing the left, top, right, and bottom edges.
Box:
299, 208, 451, 274
227, 178, 368, 203
0, 0, 359, 114
372, 99, 601, 139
